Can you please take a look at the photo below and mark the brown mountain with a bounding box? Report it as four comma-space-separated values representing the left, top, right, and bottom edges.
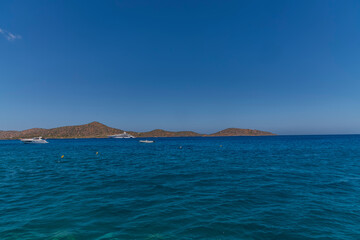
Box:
0, 122, 275, 139
0, 122, 123, 139
210, 128, 275, 136
127, 129, 202, 138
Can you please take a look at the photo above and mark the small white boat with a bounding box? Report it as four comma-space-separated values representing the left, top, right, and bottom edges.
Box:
20, 137, 48, 144
139, 140, 154, 143
108, 132, 135, 138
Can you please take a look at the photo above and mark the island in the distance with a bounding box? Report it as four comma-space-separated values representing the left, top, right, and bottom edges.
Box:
0, 122, 276, 139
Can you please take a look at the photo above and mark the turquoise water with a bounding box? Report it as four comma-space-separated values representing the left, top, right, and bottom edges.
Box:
1, 136, 360, 240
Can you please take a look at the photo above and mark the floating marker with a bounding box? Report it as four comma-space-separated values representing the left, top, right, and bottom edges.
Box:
61, 155, 64, 158
220, 145, 222, 147
96, 152, 98, 155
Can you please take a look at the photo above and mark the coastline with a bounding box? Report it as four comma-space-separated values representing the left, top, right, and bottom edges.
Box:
0, 122, 276, 140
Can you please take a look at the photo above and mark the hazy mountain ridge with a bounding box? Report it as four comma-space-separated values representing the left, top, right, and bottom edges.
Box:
210, 128, 275, 136
0, 122, 275, 139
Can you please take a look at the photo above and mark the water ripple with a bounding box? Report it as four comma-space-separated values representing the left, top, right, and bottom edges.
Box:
1, 136, 360, 239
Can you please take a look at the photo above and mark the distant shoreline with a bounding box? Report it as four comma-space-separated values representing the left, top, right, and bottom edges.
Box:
0, 121, 276, 140
1, 135, 279, 141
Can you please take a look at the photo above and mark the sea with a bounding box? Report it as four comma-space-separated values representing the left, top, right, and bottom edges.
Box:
1, 135, 360, 240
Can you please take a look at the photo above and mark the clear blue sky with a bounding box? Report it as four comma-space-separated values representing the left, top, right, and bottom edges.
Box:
1, 0, 360, 135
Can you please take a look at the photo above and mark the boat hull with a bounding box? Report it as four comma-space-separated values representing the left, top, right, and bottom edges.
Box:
20, 139, 48, 144
139, 140, 154, 143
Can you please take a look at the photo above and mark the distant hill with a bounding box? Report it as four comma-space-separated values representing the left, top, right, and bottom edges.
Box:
210, 128, 275, 136
127, 129, 202, 138
0, 122, 123, 139
0, 122, 275, 139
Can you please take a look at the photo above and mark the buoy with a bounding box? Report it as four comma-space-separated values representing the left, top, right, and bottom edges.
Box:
61, 155, 64, 158
220, 145, 222, 147
96, 152, 98, 155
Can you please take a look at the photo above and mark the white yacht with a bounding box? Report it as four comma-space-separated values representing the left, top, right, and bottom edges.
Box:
139, 140, 154, 143
20, 137, 48, 144
108, 132, 135, 139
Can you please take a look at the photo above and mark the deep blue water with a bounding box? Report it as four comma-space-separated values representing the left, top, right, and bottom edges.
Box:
1, 135, 360, 240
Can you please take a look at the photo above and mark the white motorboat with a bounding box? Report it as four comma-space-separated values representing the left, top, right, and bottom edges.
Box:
20, 137, 48, 144
108, 132, 135, 138
139, 140, 154, 143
